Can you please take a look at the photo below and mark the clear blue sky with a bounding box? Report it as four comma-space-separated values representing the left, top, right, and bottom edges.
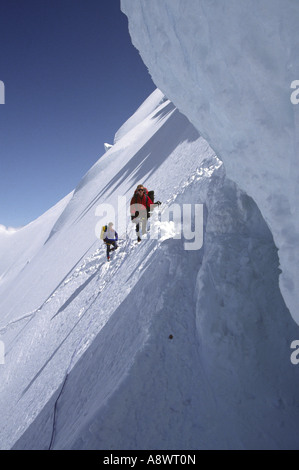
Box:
0, 0, 156, 227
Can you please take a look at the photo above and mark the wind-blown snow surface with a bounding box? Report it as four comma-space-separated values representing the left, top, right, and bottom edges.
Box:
1, 90, 299, 450
121, 0, 299, 322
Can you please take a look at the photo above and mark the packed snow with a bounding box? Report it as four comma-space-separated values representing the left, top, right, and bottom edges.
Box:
0, 88, 298, 450
121, 0, 299, 322
104, 143, 113, 152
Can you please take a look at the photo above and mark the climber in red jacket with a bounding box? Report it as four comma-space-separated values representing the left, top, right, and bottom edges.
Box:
130, 185, 161, 241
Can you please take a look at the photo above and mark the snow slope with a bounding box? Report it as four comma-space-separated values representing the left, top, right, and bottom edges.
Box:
0, 89, 297, 450
121, 0, 299, 322
0, 194, 72, 295
0, 89, 204, 447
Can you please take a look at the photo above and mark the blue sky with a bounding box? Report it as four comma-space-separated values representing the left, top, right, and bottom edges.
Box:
0, 0, 156, 227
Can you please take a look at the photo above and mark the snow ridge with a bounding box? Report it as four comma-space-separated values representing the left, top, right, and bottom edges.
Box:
121, 0, 299, 322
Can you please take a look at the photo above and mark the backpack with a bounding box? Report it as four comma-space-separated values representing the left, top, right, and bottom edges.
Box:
134, 190, 155, 219
100, 225, 107, 240
148, 190, 154, 204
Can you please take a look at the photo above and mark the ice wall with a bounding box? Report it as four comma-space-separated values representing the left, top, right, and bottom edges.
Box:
121, 0, 299, 321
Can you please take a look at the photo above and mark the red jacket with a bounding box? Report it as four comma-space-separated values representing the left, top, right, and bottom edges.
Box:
130, 191, 153, 215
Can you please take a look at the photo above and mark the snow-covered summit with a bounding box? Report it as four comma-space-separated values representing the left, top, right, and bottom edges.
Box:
121, 0, 299, 322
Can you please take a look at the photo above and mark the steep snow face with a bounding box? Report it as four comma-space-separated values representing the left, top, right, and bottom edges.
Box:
13, 148, 299, 451
121, 0, 299, 321
3, 90, 298, 451
0, 90, 199, 324
2, 88, 299, 450
0, 90, 215, 448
